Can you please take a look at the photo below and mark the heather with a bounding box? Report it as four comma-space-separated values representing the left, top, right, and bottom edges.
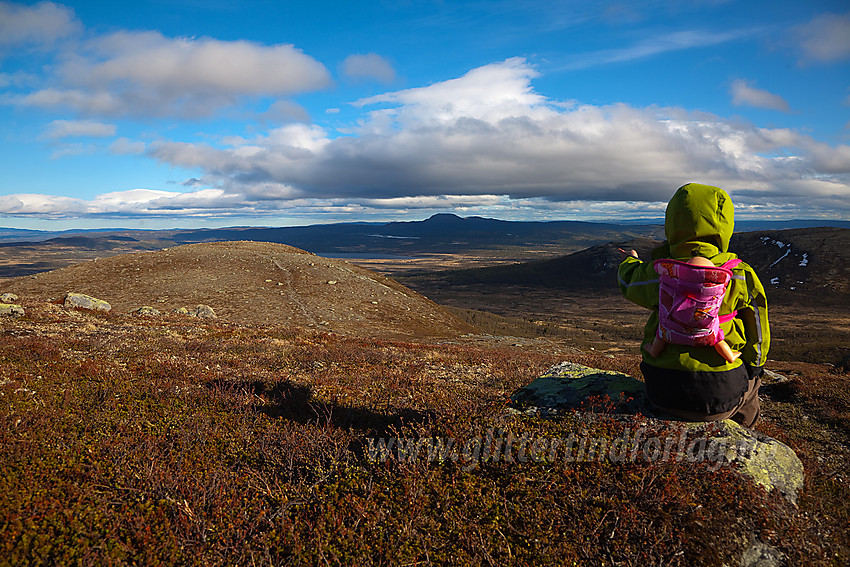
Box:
1, 301, 847, 565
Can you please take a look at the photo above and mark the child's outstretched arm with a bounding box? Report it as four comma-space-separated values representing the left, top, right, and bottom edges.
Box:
617, 247, 658, 309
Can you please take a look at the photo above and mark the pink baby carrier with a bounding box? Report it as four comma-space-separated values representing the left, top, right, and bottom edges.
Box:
652, 258, 742, 348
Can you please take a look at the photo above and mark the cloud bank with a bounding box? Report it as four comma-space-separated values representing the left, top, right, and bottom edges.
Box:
4, 57, 847, 222
143, 59, 848, 214
17, 29, 331, 118
1, 4, 848, 223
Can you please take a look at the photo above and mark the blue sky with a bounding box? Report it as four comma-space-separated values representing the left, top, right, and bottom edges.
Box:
1, 0, 848, 230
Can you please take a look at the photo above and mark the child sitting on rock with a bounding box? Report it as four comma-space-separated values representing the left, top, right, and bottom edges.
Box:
618, 183, 770, 427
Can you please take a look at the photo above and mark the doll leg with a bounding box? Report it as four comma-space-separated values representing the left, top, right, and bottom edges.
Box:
714, 340, 741, 363
646, 335, 667, 357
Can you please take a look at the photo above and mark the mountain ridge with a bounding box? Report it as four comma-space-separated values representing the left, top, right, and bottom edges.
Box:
1, 213, 848, 245
403, 226, 850, 301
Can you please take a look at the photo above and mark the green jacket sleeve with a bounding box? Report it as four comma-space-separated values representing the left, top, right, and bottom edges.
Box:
618, 256, 659, 309
736, 266, 770, 368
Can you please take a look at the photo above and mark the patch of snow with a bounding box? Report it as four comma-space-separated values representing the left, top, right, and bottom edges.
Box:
799, 253, 808, 267
770, 277, 780, 285
768, 249, 791, 268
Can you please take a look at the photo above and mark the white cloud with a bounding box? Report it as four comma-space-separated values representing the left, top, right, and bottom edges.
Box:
5, 58, 850, 221
794, 12, 850, 63
109, 137, 146, 155
805, 142, 850, 174
41, 119, 116, 140
20, 88, 123, 115
342, 53, 396, 83
0, 1, 80, 49
261, 100, 310, 123
135, 58, 850, 221
730, 79, 790, 112
359, 194, 504, 209
354, 57, 546, 126
0, 188, 248, 218
18, 30, 331, 118
0, 193, 88, 216
49, 142, 95, 159
0, 70, 36, 88
558, 28, 755, 70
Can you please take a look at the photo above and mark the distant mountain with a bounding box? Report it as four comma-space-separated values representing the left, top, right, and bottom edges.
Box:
166, 213, 667, 256
0, 227, 146, 244
409, 226, 850, 304
735, 219, 850, 231
1, 215, 846, 245
728, 227, 850, 302
1, 215, 848, 280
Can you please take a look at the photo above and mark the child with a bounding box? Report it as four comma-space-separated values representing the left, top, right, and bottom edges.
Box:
618, 183, 770, 427
645, 255, 741, 363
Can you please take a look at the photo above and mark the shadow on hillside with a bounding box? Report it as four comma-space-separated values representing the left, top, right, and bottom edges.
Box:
207, 378, 434, 437
0, 262, 63, 278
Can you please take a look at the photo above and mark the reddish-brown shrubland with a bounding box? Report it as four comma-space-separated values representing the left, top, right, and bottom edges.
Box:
0, 300, 847, 565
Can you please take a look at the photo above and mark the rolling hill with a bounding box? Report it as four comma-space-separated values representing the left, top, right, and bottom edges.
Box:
0, 240, 473, 340
0, 214, 667, 278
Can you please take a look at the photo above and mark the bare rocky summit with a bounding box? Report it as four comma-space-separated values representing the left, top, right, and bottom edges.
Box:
0, 240, 474, 339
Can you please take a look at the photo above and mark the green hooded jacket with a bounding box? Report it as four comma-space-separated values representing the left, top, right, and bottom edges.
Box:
618, 183, 770, 374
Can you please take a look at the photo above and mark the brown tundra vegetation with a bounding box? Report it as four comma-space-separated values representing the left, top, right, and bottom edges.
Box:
0, 238, 848, 565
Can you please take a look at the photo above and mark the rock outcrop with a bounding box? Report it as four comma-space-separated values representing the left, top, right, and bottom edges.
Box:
63, 292, 111, 312
191, 304, 217, 319
508, 362, 805, 505
132, 306, 162, 316
0, 303, 24, 317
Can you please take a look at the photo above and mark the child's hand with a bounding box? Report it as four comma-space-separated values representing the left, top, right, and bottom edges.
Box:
618, 248, 639, 259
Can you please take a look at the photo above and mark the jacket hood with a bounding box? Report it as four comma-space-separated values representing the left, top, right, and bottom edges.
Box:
663, 183, 735, 259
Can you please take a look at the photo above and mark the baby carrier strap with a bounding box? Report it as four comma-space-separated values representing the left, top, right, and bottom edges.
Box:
717, 259, 742, 323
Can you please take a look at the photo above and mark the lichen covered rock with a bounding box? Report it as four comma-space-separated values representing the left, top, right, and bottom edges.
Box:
711, 419, 805, 505
192, 304, 216, 319
0, 303, 25, 317
132, 306, 161, 316
64, 292, 111, 312
509, 361, 647, 415
508, 362, 805, 504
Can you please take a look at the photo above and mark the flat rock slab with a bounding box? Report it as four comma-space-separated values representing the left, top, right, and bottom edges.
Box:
64, 292, 111, 312
509, 361, 648, 415
508, 362, 804, 505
